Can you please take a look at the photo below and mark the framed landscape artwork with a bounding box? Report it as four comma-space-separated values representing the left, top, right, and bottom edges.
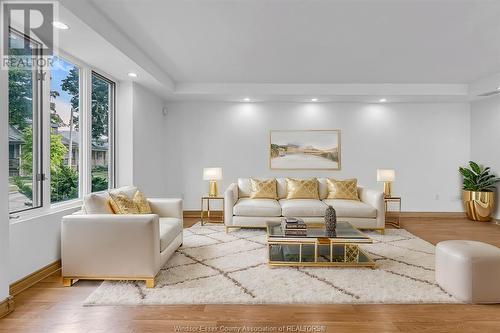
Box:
269, 130, 341, 170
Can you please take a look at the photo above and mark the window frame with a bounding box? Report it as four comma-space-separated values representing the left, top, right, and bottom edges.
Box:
8, 28, 45, 214
90, 70, 116, 192
8, 45, 118, 220
46, 55, 83, 206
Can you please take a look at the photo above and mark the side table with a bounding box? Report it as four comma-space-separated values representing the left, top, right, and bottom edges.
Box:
384, 196, 401, 229
201, 196, 224, 226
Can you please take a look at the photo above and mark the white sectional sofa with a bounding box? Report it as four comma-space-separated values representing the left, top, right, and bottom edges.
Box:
224, 178, 385, 232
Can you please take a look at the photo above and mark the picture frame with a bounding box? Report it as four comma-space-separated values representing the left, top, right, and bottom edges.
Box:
269, 130, 341, 170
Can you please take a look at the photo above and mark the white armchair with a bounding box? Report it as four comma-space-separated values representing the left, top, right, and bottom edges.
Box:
62, 188, 183, 288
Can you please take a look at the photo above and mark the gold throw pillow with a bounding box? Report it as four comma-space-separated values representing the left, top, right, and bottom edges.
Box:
133, 190, 152, 214
285, 178, 319, 199
250, 178, 277, 199
108, 192, 140, 214
326, 178, 360, 200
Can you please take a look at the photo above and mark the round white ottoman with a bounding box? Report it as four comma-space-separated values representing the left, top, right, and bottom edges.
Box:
436, 240, 500, 303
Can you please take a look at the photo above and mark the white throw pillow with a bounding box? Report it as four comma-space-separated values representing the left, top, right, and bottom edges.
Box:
109, 185, 138, 200
276, 178, 287, 199
317, 178, 329, 199
83, 193, 114, 214
237, 178, 252, 198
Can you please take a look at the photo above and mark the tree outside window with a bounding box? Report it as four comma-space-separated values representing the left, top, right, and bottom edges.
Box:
91, 74, 112, 192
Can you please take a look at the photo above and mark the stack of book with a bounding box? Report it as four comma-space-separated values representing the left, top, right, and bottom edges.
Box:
282, 217, 307, 237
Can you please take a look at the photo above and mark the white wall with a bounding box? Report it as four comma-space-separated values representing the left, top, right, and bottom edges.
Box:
116, 82, 169, 196
116, 81, 134, 187
471, 95, 500, 219
9, 208, 78, 282
165, 102, 470, 212
132, 83, 169, 197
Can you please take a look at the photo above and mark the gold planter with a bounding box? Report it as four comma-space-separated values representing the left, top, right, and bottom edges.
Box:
462, 190, 495, 222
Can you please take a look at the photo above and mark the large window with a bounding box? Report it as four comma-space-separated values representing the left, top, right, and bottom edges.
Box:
91, 73, 114, 192
8, 30, 43, 213
50, 57, 80, 203
7, 31, 116, 215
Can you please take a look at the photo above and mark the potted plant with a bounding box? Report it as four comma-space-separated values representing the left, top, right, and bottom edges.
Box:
459, 161, 500, 221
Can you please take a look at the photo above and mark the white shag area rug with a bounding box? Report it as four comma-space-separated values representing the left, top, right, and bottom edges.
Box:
84, 225, 459, 305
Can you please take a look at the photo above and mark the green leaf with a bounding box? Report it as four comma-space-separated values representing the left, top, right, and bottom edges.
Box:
463, 180, 476, 190
459, 167, 475, 179
478, 174, 495, 181
460, 162, 499, 190
477, 183, 494, 191
469, 161, 481, 174
463, 178, 474, 185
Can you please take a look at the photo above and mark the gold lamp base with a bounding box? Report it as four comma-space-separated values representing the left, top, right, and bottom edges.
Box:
462, 190, 495, 222
209, 180, 218, 197
383, 182, 392, 198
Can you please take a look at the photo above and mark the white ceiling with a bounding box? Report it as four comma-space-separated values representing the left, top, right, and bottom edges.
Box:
88, 0, 500, 85
57, 0, 500, 102
50, 4, 170, 98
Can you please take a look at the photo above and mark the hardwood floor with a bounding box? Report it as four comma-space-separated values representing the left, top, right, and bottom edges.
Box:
1, 217, 500, 333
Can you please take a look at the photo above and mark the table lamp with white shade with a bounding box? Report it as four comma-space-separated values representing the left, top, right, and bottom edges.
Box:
203, 167, 223, 197
377, 169, 395, 198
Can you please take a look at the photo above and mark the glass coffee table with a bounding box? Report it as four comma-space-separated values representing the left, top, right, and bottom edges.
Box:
266, 221, 375, 268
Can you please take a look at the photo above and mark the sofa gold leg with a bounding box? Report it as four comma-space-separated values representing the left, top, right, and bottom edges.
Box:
378, 229, 385, 235
62, 278, 74, 287
145, 278, 155, 288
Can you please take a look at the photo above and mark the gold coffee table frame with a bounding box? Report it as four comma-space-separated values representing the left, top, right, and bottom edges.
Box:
266, 222, 375, 268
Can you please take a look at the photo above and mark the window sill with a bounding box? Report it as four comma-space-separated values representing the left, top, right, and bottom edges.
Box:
51, 199, 83, 211
9, 199, 83, 225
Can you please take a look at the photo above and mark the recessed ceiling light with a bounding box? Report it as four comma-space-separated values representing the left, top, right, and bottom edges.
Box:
497, 86, 500, 90
127, 72, 138, 78
311, 98, 318, 102
243, 97, 250, 102
379, 98, 387, 103
52, 21, 69, 30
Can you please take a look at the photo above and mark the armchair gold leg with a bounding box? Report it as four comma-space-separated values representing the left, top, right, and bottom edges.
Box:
377, 229, 385, 235
145, 278, 155, 288
63, 278, 74, 287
